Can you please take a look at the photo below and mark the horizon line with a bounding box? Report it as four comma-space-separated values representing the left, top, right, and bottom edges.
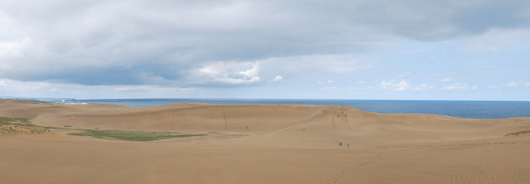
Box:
2, 97, 530, 102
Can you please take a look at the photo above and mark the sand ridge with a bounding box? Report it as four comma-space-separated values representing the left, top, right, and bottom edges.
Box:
1, 99, 530, 184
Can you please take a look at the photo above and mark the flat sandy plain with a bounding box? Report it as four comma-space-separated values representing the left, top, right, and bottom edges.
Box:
1, 99, 530, 184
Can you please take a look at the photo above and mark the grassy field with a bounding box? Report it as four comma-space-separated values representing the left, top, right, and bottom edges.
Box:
0, 116, 207, 141
68, 129, 208, 141
0, 117, 30, 125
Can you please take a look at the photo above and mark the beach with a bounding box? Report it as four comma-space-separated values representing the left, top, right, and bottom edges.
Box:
1, 99, 530, 184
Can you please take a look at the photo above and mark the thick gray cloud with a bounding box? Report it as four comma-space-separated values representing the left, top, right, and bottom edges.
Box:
0, 0, 528, 86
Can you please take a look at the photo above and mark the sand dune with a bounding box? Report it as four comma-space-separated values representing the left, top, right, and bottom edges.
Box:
1, 99, 530, 184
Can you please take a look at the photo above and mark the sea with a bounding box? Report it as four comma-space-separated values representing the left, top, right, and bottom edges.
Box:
38, 98, 530, 120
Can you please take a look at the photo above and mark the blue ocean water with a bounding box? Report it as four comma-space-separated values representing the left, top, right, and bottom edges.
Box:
61, 98, 530, 119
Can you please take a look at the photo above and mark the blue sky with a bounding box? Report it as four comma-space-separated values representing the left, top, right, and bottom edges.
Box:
0, 0, 529, 100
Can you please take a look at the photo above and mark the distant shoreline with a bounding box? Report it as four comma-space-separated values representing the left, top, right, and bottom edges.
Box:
3, 98, 530, 120
57, 98, 530, 119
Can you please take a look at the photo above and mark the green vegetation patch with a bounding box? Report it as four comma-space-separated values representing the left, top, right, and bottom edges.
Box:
505, 130, 530, 137
0, 117, 12, 121
0, 116, 207, 141
1, 126, 19, 136
0, 117, 13, 124
14, 118, 29, 122
0, 116, 50, 136
68, 129, 207, 142
1, 117, 30, 125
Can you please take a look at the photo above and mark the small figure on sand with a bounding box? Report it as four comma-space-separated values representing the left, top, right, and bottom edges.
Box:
347, 144, 349, 149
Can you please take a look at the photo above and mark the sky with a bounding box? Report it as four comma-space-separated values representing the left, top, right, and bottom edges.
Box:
0, 0, 529, 100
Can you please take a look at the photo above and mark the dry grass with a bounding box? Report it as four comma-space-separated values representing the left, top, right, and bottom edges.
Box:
505, 130, 530, 136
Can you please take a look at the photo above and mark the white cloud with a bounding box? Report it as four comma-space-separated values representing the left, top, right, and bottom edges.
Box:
525, 83, 530, 87
506, 82, 519, 87
317, 81, 324, 84
356, 81, 365, 84
414, 84, 434, 91
381, 80, 410, 91
471, 85, 479, 90
327, 80, 335, 83
381, 81, 392, 89
238, 65, 259, 78
443, 83, 468, 91
505, 81, 523, 87
272, 76, 283, 81
441, 78, 454, 83
193, 62, 261, 84
199, 67, 217, 75
216, 76, 261, 84
488, 85, 500, 90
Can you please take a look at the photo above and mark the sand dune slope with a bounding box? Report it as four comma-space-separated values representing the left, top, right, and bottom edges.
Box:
1, 99, 530, 184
